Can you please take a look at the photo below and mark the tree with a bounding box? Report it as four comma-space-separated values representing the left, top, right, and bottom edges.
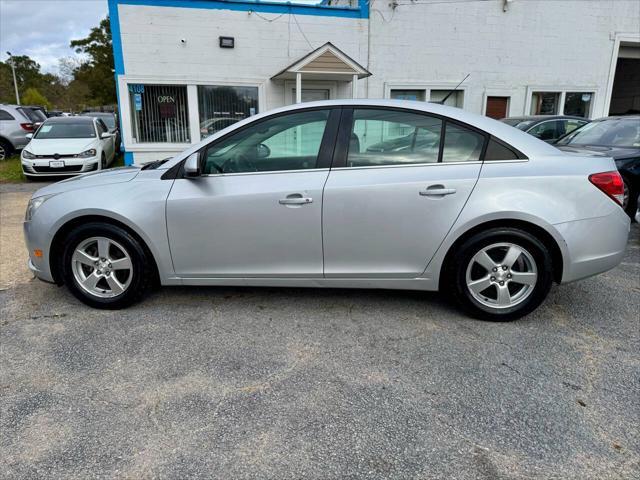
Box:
22, 88, 51, 109
70, 16, 116, 106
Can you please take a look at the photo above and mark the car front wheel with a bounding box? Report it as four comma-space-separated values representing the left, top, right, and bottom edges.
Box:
61, 223, 152, 309
447, 228, 553, 321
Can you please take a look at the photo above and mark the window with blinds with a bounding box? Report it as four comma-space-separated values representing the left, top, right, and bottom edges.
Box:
198, 86, 258, 140
128, 85, 190, 143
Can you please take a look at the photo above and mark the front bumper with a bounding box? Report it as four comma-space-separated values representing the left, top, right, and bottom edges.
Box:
556, 207, 631, 283
24, 220, 55, 283
21, 158, 98, 176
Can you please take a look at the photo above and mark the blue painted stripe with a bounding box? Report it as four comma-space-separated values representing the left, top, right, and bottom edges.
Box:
114, 0, 368, 19
124, 151, 134, 166
108, 0, 125, 75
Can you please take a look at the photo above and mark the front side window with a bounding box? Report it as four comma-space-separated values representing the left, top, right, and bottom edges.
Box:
198, 85, 259, 140
35, 122, 96, 139
202, 109, 330, 174
527, 121, 562, 141
128, 84, 190, 143
530, 92, 560, 115
347, 109, 442, 167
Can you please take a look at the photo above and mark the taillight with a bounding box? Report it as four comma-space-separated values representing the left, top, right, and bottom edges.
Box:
589, 171, 625, 206
20, 123, 34, 132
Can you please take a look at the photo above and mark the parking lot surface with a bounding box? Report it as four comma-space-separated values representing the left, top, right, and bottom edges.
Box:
1, 183, 639, 479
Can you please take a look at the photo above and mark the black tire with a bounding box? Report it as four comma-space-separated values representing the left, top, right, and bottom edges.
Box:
621, 175, 638, 220
446, 228, 553, 321
0, 139, 12, 161
61, 222, 152, 309
101, 153, 107, 170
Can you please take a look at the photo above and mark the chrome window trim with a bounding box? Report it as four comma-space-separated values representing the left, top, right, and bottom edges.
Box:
199, 167, 331, 178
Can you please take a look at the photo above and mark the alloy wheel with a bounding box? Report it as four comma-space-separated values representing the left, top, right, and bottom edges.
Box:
0, 144, 6, 161
465, 242, 538, 309
71, 236, 133, 298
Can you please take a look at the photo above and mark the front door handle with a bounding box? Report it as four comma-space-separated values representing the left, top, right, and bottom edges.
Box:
419, 186, 457, 197
279, 194, 313, 205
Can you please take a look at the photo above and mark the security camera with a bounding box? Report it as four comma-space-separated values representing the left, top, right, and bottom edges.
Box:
180, 38, 187, 44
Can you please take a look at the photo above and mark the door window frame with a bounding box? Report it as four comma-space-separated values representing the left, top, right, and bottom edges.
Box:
182, 106, 342, 178
330, 106, 527, 169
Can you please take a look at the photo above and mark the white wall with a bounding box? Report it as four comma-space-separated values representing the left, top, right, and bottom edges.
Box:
115, 0, 640, 162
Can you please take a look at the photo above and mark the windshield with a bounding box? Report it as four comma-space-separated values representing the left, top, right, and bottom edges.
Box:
35, 122, 96, 139
557, 118, 640, 148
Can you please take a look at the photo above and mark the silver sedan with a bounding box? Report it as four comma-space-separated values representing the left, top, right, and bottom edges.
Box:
23, 100, 630, 320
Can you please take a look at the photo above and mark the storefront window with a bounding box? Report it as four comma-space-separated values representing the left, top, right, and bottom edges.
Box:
563, 92, 593, 118
430, 90, 464, 108
128, 84, 190, 143
198, 86, 259, 140
530, 92, 560, 115
390, 89, 426, 101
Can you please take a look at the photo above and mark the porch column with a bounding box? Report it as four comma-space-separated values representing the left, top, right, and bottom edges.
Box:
352, 74, 358, 98
296, 72, 302, 104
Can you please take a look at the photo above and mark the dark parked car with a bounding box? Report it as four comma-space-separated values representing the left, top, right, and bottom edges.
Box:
501, 115, 589, 143
556, 115, 640, 218
82, 112, 120, 151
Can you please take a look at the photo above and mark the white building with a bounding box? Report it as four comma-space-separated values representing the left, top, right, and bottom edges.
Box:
108, 0, 640, 165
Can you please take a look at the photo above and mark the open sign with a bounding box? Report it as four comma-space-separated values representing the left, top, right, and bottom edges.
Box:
158, 95, 175, 103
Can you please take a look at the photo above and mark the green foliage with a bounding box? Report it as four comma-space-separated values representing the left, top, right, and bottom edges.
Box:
22, 88, 51, 109
70, 16, 116, 107
0, 16, 115, 111
0, 155, 26, 183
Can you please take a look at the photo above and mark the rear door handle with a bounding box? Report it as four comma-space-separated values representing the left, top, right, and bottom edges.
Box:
279, 194, 313, 205
419, 186, 457, 197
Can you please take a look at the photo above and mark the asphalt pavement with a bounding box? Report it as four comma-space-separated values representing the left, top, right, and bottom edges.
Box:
1, 183, 638, 479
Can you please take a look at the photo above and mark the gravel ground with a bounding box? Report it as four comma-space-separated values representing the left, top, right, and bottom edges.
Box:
1, 183, 639, 479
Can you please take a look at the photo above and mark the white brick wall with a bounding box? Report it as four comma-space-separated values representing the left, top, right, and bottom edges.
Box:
115, 0, 639, 162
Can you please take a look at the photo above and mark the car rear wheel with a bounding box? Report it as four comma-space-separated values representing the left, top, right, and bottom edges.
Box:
447, 228, 553, 321
61, 223, 152, 309
0, 139, 12, 161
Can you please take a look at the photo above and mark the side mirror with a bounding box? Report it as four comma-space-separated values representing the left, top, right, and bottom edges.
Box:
256, 143, 270, 159
100, 132, 115, 139
25, 133, 33, 139
184, 152, 201, 177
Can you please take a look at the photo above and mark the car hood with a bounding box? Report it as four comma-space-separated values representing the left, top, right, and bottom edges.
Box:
556, 145, 640, 161
32, 167, 141, 197
25, 138, 97, 155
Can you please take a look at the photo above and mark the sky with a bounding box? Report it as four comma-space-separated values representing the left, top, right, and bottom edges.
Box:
0, 0, 109, 74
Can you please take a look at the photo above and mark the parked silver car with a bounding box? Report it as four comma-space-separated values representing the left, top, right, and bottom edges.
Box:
23, 100, 630, 320
0, 104, 37, 160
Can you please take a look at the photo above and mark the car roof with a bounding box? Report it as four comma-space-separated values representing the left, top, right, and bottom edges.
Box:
165, 99, 562, 167
82, 111, 115, 116
503, 115, 588, 122
590, 115, 640, 121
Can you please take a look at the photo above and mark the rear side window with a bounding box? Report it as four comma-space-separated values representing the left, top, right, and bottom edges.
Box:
347, 109, 443, 167
441, 123, 485, 163
0, 109, 14, 120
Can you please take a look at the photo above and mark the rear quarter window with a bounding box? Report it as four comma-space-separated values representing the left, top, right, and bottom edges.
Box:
484, 137, 527, 161
0, 109, 15, 120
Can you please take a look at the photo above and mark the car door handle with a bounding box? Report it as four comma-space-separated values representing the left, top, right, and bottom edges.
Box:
279, 195, 313, 205
419, 186, 457, 197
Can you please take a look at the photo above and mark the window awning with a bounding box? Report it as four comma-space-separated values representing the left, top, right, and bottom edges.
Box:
271, 42, 371, 81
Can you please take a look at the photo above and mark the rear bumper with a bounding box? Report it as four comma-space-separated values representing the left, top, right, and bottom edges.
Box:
556, 208, 631, 283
